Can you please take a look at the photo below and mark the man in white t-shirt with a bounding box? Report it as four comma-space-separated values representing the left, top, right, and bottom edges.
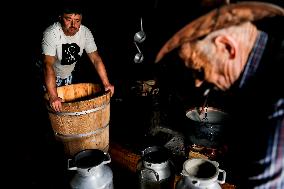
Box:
42, 5, 114, 112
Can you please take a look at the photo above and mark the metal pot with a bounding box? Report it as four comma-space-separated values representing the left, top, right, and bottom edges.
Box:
185, 107, 230, 148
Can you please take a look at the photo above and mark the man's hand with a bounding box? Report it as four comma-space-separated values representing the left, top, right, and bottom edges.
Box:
104, 84, 114, 97
49, 96, 63, 112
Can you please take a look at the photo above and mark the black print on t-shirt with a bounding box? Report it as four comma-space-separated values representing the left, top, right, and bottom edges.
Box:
61, 43, 80, 65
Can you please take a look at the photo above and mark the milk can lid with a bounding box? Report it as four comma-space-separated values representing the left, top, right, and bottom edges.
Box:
74, 149, 107, 168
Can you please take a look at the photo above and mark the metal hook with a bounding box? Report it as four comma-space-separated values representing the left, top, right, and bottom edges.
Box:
140, 17, 144, 32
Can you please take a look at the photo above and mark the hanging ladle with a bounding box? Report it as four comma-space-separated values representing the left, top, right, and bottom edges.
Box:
134, 42, 144, 63
134, 17, 146, 43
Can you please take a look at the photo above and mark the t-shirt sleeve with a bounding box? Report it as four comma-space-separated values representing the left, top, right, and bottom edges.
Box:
42, 30, 57, 56
84, 27, 98, 53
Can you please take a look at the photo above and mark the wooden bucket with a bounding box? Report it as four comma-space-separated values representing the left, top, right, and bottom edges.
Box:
44, 83, 111, 157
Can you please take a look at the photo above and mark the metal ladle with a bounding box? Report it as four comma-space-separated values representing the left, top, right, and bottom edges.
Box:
191, 88, 211, 122
134, 17, 146, 43
134, 42, 144, 63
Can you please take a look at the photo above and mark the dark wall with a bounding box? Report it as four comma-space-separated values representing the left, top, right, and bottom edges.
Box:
15, 0, 284, 77
25, 0, 206, 80
10, 0, 284, 136
6, 2, 283, 182
11, 0, 283, 127
21, 0, 207, 111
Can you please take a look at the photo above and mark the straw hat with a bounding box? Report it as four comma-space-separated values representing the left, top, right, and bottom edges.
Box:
155, 1, 284, 63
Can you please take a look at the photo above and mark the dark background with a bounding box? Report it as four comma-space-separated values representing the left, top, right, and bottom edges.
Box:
17, 0, 283, 138
13, 0, 218, 140
4, 0, 283, 188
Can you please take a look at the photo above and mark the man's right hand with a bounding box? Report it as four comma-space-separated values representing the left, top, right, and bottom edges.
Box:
49, 96, 63, 112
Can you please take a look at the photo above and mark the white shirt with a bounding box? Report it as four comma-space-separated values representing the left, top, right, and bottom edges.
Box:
42, 22, 97, 79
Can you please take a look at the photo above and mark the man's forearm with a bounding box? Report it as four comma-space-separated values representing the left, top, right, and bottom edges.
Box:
94, 61, 110, 86
44, 66, 58, 100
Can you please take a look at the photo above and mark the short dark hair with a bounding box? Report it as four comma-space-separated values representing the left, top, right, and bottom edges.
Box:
60, 0, 84, 15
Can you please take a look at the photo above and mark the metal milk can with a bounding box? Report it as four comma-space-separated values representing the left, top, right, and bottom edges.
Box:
68, 149, 114, 189
176, 158, 226, 189
137, 146, 175, 189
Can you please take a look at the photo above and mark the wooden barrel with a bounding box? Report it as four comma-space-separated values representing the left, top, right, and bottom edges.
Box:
44, 83, 111, 157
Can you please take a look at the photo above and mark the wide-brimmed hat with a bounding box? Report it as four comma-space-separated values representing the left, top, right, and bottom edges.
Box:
155, 1, 284, 63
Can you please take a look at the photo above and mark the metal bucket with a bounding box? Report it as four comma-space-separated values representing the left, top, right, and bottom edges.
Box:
185, 107, 230, 148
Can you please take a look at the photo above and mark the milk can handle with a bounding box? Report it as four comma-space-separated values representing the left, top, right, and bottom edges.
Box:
181, 170, 189, 176
217, 169, 226, 184
211, 160, 219, 167
67, 158, 78, 170
102, 152, 111, 164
